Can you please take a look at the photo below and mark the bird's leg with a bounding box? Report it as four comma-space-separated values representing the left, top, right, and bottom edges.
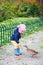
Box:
31, 54, 36, 58
31, 54, 35, 58
31, 55, 34, 57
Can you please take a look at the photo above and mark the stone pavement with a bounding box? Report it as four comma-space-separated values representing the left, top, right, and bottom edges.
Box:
0, 31, 43, 65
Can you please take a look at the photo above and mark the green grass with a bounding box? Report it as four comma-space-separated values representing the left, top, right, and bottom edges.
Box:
0, 17, 43, 45
40, 46, 43, 49
0, 57, 5, 60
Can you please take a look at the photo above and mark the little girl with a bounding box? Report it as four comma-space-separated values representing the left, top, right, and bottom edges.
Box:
10, 24, 26, 56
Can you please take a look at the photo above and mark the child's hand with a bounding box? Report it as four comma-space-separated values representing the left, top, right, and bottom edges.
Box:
17, 44, 21, 48
18, 44, 21, 46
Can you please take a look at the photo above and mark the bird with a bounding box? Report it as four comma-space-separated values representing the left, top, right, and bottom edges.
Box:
24, 45, 38, 57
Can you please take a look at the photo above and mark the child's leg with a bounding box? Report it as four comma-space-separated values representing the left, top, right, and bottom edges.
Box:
17, 48, 22, 55
13, 48, 22, 56
11, 41, 22, 55
13, 49, 20, 56
14, 46, 22, 55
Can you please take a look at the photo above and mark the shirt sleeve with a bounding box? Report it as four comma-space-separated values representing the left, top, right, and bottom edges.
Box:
14, 33, 19, 44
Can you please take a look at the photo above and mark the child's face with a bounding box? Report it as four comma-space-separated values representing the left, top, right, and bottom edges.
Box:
18, 27, 26, 34
20, 30, 25, 34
